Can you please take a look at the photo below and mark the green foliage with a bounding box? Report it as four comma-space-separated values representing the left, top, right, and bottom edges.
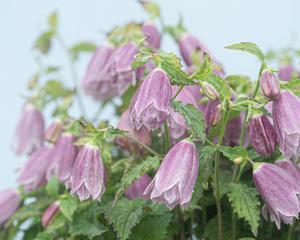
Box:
34, 31, 54, 54
219, 146, 249, 162
227, 183, 261, 236
70, 42, 97, 61
226, 42, 265, 63
191, 53, 213, 80
59, 196, 78, 221
198, 145, 216, 189
172, 101, 206, 141
203, 74, 231, 100
45, 176, 60, 197
139, 0, 161, 18
105, 199, 146, 240
153, 52, 193, 85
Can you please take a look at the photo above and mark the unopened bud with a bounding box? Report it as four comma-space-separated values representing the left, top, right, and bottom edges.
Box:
44, 120, 62, 144
202, 82, 219, 101
42, 202, 60, 228
209, 104, 222, 126
260, 70, 280, 100
233, 157, 243, 165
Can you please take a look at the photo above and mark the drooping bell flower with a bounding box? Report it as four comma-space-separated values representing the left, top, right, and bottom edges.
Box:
276, 159, 300, 182
66, 144, 105, 201
253, 162, 300, 229
178, 33, 209, 66
130, 68, 172, 130
273, 91, 300, 159
12, 103, 44, 155
116, 110, 152, 152
47, 134, 78, 182
142, 22, 161, 49
168, 86, 198, 141
16, 146, 52, 192
44, 119, 62, 143
108, 42, 139, 94
81, 45, 116, 100
249, 115, 277, 156
278, 65, 293, 81
144, 139, 199, 209
260, 70, 280, 100
0, 189, 20, 226
223, 115, 243, 147
42, 202, 60, 228
125, 174, 152, 200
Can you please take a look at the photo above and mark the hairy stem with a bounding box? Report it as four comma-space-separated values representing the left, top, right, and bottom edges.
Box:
215, 104, 230, 240
126, 134, 161, 157
164, 122, 171, 151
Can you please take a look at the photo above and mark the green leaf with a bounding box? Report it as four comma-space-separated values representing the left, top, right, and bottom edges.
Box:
105, 199, 146, 240
225, 42, 265, 62
131, 52, 153, 69
191, 52, 213, 80
139, 0, 160, 18
219, 146, 249, 162
43, 79, 73, 99
120, 156, 160, 190
226, 75, 253, 94
69, 204, 106, 239
227, 183, 260, 236
153, 52, 193, 85
34, 232, 53, 240
34, 31, 53, 54
131, 213, 172, 240
198, 146, 216, 189
59, 196, 77, 221
45, 176, 59, 197
48, 11, 58, 32
204, 74, 231, 100
46, 213, 66, 231
70, 42, 97, 61
281, 79, 300, 96
172, 101, 206, 141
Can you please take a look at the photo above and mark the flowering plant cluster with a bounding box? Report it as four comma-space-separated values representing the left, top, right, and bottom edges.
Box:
2, 2, 300, 240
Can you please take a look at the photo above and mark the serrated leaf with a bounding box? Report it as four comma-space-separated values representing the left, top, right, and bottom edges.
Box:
45, 176, 59, 197
131, 52, 153, 69
69, 204, 106, 239
226, 42, 265, 62
172, 101, 206, 141
198, 146, 216, 189
70, 42, 97, 60
227, 183, 260, 236
191, 53, 213, 80
225, 75, 253, 94
219, 146, 249, 162
153, 52, 192, 85
120, 156, 160, 189
105, 199, 146, 240
46, 213, 66, 231
131, 213, 172, 240
139, 0, 160, 18
59, 197, 77, 221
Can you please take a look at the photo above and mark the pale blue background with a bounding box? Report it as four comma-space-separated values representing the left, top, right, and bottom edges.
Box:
1, 0, 300, 189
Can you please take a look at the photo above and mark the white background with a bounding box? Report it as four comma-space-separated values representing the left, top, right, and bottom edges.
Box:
1, 0, 300, 189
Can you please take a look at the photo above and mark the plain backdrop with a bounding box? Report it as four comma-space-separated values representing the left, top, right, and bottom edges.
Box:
1, 0, 300, 189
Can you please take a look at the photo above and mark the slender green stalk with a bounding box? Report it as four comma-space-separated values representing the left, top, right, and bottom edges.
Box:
190, 211, 194, 239
172, 85, 184, 101
177, 207, 185, 240
56, 33, 88, 118
164, 122, 171, 151
287, 220, 296, 240
214, 104, 230, 240
126, 134, 161, 157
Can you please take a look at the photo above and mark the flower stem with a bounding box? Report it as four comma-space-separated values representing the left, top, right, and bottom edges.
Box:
287, 220, 296, 240
177, 207, 185, 240
164, 122, 171, 151
125, 134, 161, 157
214, 102, 230, 240
56, 33, 88, 118
172, 85, 184, 101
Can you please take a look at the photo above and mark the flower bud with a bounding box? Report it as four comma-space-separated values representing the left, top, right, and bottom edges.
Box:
44, 120, 62, 143
249, 115, 277, 156
125, 174, 152, 200
17, 146, 52, 192
0, 189, 20, 226
144, 139, 199, 209
66, 144, 105, 201
208, 104, 222, 127
142, 22, 161, 49
42, 202, 60, 228
233, 157, 243, 165
278, 65, 293, 81
253, 162, 300, 229
47, 134, 78, 182
201, 82, 219, 101
116, 110, 152, 152
12, 103, 44, 155
260, 70, 280, 100
130, 68, 172, 130
273, 91, 300, 159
